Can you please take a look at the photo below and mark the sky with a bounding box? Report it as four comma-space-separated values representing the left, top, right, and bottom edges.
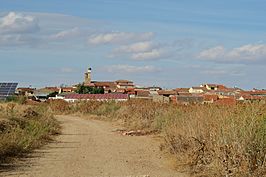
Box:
0, 0, 266, 89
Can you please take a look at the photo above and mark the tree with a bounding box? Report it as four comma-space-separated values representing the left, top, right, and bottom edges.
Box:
75, 84, 104, 94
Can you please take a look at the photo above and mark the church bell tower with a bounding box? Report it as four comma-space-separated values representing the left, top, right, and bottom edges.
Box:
84, 67, 92, 84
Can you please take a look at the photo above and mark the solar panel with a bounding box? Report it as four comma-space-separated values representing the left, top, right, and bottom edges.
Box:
0, 83, 18, 100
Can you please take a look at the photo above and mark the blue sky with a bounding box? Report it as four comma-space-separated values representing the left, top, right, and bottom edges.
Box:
0, 0, 266, 89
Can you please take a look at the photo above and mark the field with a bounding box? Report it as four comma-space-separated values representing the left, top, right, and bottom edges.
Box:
48, 99, 266, 177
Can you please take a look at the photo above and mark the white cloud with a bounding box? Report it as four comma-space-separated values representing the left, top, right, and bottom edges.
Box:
105, 64, 160, 73
131, 49, 164, 60
227, 44, 266, 61
201, 68, 245, 77
198, 46, 225, 60
0, 12, 40, 34
0, 12, 96, 48
88, 32, 154, 45
111, 41, 169, 60
50, 27, 81, 40
114, 41, 156, 53
198, 44, 266, 63
0, 34, 38, 47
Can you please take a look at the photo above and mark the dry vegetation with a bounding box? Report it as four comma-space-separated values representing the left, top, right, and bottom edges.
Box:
0, 103, 60, 163
48, 99, 266, 176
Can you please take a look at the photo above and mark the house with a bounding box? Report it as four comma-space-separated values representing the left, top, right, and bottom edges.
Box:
200, 84, 226, 91
250, 90, 266, 97
146, 86, 162, 91
157, 90, 177, 97
189, 87, 207, 94
64, 93, 129, 102
115, 80, 134, 89
214, 88, 240, 96
203, 94, 219, 104
50, 92, 73, 100
34, 89, 56, 101
16, 87, 36, 97
129, 89, 151, 99
44, 87, 60, 92
115, 88, 126, 93
60, 87, 76, 93
215, 97, 236, 105
93, 81, 117, 93
134, 89, 151, 99
82, 67, 134, 93
237, 95, 263, 103
175, 88, 190, 94
237, 90, 266, 101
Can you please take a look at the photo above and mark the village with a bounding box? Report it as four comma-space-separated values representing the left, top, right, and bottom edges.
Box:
11, 66, 266, 105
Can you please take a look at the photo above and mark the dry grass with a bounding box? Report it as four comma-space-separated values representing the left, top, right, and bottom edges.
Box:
47, 99, 266, 176
161, 104, 266, 176
0, 103, 60, 163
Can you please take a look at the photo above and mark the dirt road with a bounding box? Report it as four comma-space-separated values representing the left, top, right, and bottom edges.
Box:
1, 115, 186, 177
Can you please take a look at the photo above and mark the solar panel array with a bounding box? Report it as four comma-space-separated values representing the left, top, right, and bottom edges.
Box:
0, 83, 18, 100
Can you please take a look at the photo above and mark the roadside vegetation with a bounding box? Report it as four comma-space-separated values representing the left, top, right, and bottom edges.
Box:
48, 99, 266, 177
0, 102, 60, 164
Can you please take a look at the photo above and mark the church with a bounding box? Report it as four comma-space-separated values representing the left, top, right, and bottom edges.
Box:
83, 67, 135, 94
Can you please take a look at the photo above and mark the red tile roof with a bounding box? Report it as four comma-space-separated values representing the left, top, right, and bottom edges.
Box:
216, 87, 239, 92
117, 83, 134, 86
203, 94, 219, 101
115, 88, 126, 93
125, 88, 135, 91
61, 87, 76, 91
157, 90, 177, 95
115, 80, 133, 83
45, 87, 60, 92
17, 87, 35, 92
240, 90, 266, 95
65, 93, 128, 100
83, 83, 95, 87
175, 88, 189, 93
239, 95, 263, 100
215, 97, 236, 105
251, 90, 266, 95
94, 82, 116, 87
